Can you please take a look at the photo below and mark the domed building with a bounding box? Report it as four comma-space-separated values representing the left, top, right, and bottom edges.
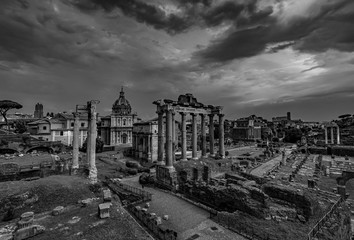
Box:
100, 87, 137, 147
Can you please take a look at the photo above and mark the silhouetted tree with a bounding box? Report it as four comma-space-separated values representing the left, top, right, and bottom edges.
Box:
0, 100, 22, 132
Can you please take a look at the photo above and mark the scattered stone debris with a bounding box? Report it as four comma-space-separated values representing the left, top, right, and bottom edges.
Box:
52, 206, 64, 216
80, 197, 99, 207
89, 220, 106, 228
68, 216, 81, 224
297, 214, 306, 223
103, 189, 112, 202
163, 215, 169, 220
98, 203, 111, 219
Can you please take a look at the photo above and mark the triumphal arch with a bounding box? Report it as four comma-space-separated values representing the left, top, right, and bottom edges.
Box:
153, 93, 225, 189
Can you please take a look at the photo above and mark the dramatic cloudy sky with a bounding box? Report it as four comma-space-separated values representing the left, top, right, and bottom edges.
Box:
1, 0, 354, 121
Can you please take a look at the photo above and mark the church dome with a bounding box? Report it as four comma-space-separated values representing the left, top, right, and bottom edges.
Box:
112, 87, 131, 115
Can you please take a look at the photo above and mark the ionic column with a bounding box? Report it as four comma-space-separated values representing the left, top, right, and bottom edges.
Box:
191, 113, 198, 160
166, 109, 173, 167
219, 114, 225, 158
181, 112, 187, 161
209, 114, 215, 157
88, 101, 99, 184
200, 114, 207, 158
157, 111, 164, 164
172, 112, 176, 163
331, 127, 334, 144
337, 127, 340, 145
325, 127, 328, 144
72, 112, 80, 172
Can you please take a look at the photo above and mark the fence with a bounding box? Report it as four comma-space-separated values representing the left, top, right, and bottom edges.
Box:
307, 196, 343, 240
106, 178, 152, 204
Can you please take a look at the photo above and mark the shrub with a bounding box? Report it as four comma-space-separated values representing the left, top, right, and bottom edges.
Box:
89, 183, 102, 194
126, 161, 140, 169
127, 168, 138, 175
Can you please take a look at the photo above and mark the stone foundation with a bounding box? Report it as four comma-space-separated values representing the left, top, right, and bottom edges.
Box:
155, 165, 177, 191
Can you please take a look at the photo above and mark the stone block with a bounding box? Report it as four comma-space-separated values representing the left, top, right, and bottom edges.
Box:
163, 215, 169, 220
52, 206, 64, 216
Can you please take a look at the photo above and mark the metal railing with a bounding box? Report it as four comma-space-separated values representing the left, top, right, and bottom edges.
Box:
307, 196, 343, 239
106, 178, 152, 203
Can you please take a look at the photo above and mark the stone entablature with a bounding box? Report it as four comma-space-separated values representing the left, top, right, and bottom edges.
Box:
152, 93, 225, 190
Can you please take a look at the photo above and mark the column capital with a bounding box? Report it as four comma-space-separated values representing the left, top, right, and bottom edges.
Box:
180, 112, 187, 116
156, 110, 164, 115
218, 113, 225, 117
199, 113, 206, 117
208, 113, 215, 118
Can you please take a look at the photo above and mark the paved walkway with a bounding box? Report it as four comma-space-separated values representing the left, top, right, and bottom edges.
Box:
121, 176, 246, 240
250, 147, 293, 177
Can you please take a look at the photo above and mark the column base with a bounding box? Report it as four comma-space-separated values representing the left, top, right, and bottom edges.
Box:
192, 157, 199, 160
156, 161, 166, 166
180, 158, 188, 162
71, 166, 79, 175
209, 154, 215, 157
88, 166, 98, 184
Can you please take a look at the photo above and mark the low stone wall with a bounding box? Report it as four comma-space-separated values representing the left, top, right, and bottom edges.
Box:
332, 146, 354, 157
308, 147, 327, 155
130, 205, 177, 240
239, 172, 268, 185
262, 183, 315, 219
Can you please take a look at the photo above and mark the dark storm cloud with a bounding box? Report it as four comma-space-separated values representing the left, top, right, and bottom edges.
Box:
0, 0, 122, 67
70, 0, 193, 34
197, 0, 354, 63
69, 0, 266, 34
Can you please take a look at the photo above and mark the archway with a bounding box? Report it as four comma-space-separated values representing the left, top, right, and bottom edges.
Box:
0, 148, 19, 154
26, 146, 54, 154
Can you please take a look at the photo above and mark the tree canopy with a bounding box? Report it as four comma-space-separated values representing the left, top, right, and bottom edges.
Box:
0, 100, 22, 130
338, 114, 351, 119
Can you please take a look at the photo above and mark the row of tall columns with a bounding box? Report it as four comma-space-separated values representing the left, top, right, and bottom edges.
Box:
165, 109, 173, 168
88, 102, 98, 184
71, 100, 99, 184
209, 114, 215, 157
201, 114, 206, 158
157, 112, 164, 162
324, 126, 340, 145
157, 109, 225, 166
191, 113, 198, 160
181, 113, 187, 161
219, 114, 225, 157
72, 113, 80, 172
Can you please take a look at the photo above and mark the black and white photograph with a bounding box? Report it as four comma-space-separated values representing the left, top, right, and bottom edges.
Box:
1, 0, 354, 239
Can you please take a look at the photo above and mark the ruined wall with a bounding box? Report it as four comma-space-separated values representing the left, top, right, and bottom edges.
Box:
262, 183, 315, 219
308, 147, 327, 155
332, 146, 354, 157
130, 206, 177, 240
180, 181, 268, 218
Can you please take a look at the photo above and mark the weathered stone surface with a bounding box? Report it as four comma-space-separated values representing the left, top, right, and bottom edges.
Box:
262, 183, 315, 219
52, 206, 64, 216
